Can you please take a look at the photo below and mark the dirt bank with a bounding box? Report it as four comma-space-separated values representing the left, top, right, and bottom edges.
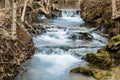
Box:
0, 10, 34, 80
80, 0, 120, 36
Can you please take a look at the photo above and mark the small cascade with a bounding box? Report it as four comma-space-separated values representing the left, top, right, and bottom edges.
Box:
60, 9, 80, 17
53, 9, 84, 24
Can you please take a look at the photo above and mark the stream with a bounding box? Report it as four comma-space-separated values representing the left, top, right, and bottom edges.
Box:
15, 9, 108, 80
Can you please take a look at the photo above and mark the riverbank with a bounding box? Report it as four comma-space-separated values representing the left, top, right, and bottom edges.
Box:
80, 0, 120, 36
70, 0, 120, 79
70, 34, 120, 80
0, 9, 34, 80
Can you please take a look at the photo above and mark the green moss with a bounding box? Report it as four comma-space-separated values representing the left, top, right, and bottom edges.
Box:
97, 47, 108, 54
84, 48, 111, 69
107, 34, 120, 50
70, 66, 112, 80
92, 69, 112, 80
70, 67, 93, 76
110, 34, 120, 40
84, 11, 93, 21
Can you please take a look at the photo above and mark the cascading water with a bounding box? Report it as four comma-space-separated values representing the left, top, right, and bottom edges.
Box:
15, 9, 108, 80
61, 9, 80, 17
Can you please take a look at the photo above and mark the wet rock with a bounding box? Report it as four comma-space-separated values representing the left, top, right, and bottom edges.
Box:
84, 48, 112, 69
68, 32, 93, 41
70, 66, 112, 79
70, 67, 93, 76
37, 24, 47, 33
69, 33, 78, 41
78, 32, 93, 40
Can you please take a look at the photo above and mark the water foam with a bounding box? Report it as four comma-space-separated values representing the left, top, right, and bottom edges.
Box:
34, 54, 81, 76
60, 17, 84, 23
60, 9, 84, 23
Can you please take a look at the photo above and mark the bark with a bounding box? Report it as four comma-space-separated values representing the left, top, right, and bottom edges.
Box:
12, 0, 17, 40
21, 0, 29, 22
112, 0, 120, 19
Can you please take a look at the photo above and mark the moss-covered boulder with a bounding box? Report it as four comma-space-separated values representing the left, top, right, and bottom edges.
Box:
70, 66, 112, 80
70, 67, 93, 76
107, 34, 120, 50
84, 48, 112, 69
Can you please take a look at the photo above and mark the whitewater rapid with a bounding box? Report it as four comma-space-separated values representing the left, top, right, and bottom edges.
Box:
15, 9, 107, 80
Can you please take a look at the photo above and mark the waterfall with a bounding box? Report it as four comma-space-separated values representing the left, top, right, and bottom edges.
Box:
56, 9, 83, 23
59, 9, 80, 17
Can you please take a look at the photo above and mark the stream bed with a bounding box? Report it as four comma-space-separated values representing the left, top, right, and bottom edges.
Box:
15, 9, 108, 80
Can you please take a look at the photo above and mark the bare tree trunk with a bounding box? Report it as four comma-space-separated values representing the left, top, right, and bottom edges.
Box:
21, 0, 29, 22
12, 0, 17, 40
112, 0, 118, 19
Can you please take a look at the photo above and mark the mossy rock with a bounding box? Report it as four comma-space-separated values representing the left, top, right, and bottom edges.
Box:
117, 49, 120, 56
92, 69, 112, 80
97, 47, 108, 54
70, 66, 112, 80
84, 48, 112, 69
70, 67, 93, 76
107, 34, 120, 50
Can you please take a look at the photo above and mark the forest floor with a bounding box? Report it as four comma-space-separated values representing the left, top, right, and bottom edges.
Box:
0, 9, 34, 80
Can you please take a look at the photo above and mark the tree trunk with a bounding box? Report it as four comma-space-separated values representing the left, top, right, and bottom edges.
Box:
112, 0, 118, 19
21, 0, 29, 22
12, 0, 17, 40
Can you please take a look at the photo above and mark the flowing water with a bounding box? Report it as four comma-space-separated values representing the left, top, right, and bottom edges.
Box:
15, 9, 108, 80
